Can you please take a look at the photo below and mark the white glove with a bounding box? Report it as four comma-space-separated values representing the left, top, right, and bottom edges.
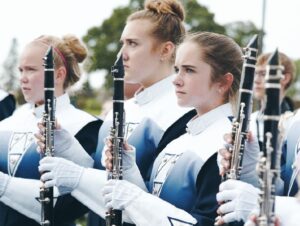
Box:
102, 179, 143, 210
216, 179, 260, 223
36, 127, 94, 167
217, 132, 259, 186
0, 171, 10, 197
39, 157, 84, 195
102, 138, 147, 191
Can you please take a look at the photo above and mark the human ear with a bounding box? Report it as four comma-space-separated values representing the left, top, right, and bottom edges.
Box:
281, 72, 292, 90
55, 66, 67, 85
160, 41, 175, 61
219, 72, 234, 94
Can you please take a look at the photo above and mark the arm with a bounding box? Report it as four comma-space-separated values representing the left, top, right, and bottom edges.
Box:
102, 180, 197, 226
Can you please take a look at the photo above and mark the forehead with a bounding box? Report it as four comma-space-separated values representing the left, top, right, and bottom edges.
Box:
20, 43, 47, 64
176, 42, 202, 63
121, 19, 154, 40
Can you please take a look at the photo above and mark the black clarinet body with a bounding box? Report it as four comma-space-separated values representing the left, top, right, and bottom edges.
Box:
257, 49, 282, 226
40, 46, 55, 226
106, 53, 125, 226
225, 35, 258, 180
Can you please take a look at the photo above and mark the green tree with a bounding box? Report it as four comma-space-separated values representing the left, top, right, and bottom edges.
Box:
0, 38, 19, 92
225, 21, 260, 47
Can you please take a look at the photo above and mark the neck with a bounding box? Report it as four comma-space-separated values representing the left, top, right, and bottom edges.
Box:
141, 65, 173, 88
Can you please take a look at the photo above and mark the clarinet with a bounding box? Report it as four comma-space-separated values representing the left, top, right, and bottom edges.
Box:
224, 34, 258, 180
40, 46, 55, 226
105, 52, 125, 226
257, 49, 282, 226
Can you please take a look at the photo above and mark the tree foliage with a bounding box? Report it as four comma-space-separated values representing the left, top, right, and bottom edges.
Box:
0, 38, 19, 92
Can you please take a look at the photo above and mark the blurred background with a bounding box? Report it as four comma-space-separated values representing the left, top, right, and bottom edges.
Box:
1, 0, 300, 118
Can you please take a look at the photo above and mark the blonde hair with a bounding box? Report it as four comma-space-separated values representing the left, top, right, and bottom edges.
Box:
256, 52, 296, 90
128, 0, 186, 46
32, 34, 87, 89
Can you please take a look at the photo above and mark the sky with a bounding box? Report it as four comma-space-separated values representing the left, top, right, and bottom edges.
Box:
1, 0, 299, 88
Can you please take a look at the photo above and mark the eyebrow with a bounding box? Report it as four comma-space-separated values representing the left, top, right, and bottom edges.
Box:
181, 64, 197, 69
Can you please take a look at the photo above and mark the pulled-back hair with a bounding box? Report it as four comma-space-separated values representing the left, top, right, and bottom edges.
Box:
33, 34, 87, 89
128, 0, 186, 46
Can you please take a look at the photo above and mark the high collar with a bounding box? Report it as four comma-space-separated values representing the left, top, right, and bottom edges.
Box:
0, 89, 8, 101
30, 93, 70, 118
186, 103, 232, 136
134, 75, 175, 106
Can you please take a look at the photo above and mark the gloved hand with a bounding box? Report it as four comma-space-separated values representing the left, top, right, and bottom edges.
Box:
215, 179, 260, 224
35, 122, 93, 167
102, 179, 143, 210
102, 137, 136, 171
0, 171, 10, 197
39, 157, 84, 195
217, 132, 259, 184
102, 137, 147, 191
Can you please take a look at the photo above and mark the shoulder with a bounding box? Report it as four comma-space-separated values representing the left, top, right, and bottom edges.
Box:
58, 104, 101, 135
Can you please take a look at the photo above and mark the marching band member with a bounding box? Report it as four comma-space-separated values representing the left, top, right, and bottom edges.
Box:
0, 34, 102, 226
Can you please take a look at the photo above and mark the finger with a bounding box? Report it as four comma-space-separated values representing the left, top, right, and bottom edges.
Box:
219, 148, 232, 160
37, 141, 45, 151
44, 180, 55, 188
105, 149, 112, 159
39, 163, 54, 173
246, 131, 254, 142
219, 179, 241, 190
105, 159, 112, 171
37, 122, 45, 133
105, 137, 113, 147
41, 172, 54, 182
34, 132, 45, 141
223, 133, 232, 144
105, 200, 113, 209
123, 142, 132, 151
55, 119, 61, 130
222, 212, 238, 223
214, 216, 225, 225
221, 159, 230, 170
218, 201, 235, 215
216, 190, 236, 202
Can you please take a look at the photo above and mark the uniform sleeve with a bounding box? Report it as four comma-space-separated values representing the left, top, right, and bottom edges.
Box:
0, 94, 16, 121
53, 118, 103, 223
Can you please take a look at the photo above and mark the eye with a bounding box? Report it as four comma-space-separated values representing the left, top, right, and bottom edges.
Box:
174, 66, 179, 73
185, 67, 195, 73
128, 40, 137, 47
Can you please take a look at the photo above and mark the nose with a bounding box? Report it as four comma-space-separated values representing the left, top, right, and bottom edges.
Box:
19, 71, 28, 84
173, 73, 183, 87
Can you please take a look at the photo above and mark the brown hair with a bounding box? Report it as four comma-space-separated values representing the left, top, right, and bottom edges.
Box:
256, 52, 295, 90
182, 32, 243, 107
33, 34, 87, 89
128, 0, 185, 47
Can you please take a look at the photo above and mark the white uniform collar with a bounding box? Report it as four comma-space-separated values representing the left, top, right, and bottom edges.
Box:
31, 93, 70, 118
186, 103, 232, 136
0, 89, 8, 101
134, 75, 175, 106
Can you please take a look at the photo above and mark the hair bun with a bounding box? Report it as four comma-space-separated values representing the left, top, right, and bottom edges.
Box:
145, 0, 185, 21
62, 35, 87, 63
